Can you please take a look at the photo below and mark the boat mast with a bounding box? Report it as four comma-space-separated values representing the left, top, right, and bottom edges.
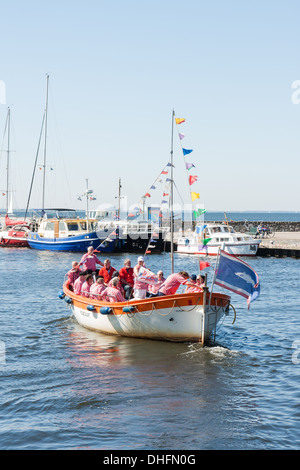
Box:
42, 74, 49, 212
5, 107, 11, 215
117, 177, 121, 219
170, 110, 175, 274
85, 178, 89, 232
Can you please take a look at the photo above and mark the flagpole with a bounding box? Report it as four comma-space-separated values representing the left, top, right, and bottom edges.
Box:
170, 110, 175, 274
209, 244, 224, 306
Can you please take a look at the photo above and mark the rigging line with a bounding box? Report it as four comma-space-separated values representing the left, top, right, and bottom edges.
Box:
139, 161, 171, 204
173, 180, 185, 206
0, 109, 9, 160
24, 112, 45, 221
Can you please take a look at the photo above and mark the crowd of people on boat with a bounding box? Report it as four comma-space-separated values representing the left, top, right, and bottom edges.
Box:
66, 246, 206, 303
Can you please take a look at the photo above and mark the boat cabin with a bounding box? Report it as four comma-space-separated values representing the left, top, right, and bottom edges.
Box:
37, 218, 97, 238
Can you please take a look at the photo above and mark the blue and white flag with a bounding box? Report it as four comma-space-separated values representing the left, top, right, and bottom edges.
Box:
214, 250, 260, 309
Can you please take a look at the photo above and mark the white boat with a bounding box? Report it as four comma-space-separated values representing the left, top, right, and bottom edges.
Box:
60, 111, 236, 344
61, 285, 231, 344
177, 223, 261, 256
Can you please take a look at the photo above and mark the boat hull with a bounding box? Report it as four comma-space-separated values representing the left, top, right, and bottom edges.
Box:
177, 241, 260, 256
62, 284, 231, 343
0, 231, 29, 248
27, 231, 106, 252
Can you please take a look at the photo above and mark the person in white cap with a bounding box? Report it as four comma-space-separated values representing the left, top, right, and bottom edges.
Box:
133, 256, 148, 299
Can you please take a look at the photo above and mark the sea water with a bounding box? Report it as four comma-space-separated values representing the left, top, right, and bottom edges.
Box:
0, 248, 299, 450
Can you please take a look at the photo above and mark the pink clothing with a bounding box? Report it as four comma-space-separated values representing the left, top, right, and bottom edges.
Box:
158, 273, 188, 295
80, 253, 104, 271
67, 268, 82, 288
81, 281, 92, 297
185, 284, 203, 293
101, 286, 125, 303
148, 278, 165, 295
90, 282, 106, 300
134, 264, 148, 290
108, 279, 125, 295
74, 277, 85, 295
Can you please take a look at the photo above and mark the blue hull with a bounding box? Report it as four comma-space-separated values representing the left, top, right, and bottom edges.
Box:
27, 231, 116, 252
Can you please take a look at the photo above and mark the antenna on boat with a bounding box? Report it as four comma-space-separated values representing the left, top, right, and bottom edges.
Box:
42, 74, 49, 212
5, 107, 11, 215
170, 109, 175, 273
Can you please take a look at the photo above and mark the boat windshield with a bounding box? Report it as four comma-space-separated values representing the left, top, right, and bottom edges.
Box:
33, 209, 78, 219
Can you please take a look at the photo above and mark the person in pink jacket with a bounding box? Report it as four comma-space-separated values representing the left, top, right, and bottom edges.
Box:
79, 246, 104, 274
90, 276, 106, 300
67, 261, 82, 290
101, 278, 126, 302
74, 271, 87, 295
81, 274, 94, 297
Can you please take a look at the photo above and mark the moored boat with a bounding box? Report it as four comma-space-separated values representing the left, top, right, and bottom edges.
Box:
27, 208, 104, 252
0, 223, 30, 247
177, 223, 261, 256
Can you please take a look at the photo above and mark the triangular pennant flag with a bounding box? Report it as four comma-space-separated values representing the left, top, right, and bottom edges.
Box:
175, 118, 185, 125
202, 238, 212, 245
183, 148, 193, 156
194, 209, 207, 219
186, 163, 195, 170
163, 192, 169, 197
189, 175, 198, 186
196, 224, 207, 234
150, 185, 156, 190
191, 192, 200, 201
200, 261, 211, 270
145, 193, 151, 197
179, 133, 185, 140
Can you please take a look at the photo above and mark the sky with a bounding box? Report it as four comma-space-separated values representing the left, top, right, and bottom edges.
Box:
0, 0, 300, 213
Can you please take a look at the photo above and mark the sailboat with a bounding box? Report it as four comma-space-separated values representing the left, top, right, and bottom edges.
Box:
27, 76, 104, 252
0, 107, 30, 247
60, 111, 234, 344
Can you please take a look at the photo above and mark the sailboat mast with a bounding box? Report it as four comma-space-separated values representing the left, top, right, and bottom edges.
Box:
42, 74, 49, 212
6, 107, 10, 214
118, 177, 121, 219
170, 110, 175, 274
85, 178, 89, 232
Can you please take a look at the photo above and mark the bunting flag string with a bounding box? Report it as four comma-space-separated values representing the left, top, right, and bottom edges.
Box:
174, 114, 207, 221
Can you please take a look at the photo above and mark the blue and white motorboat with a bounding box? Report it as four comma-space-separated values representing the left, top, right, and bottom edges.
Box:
27, 208, 114, 252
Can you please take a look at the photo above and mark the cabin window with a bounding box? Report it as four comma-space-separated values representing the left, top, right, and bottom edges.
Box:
67, 223, 79, 231
45, 222, 55, 231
